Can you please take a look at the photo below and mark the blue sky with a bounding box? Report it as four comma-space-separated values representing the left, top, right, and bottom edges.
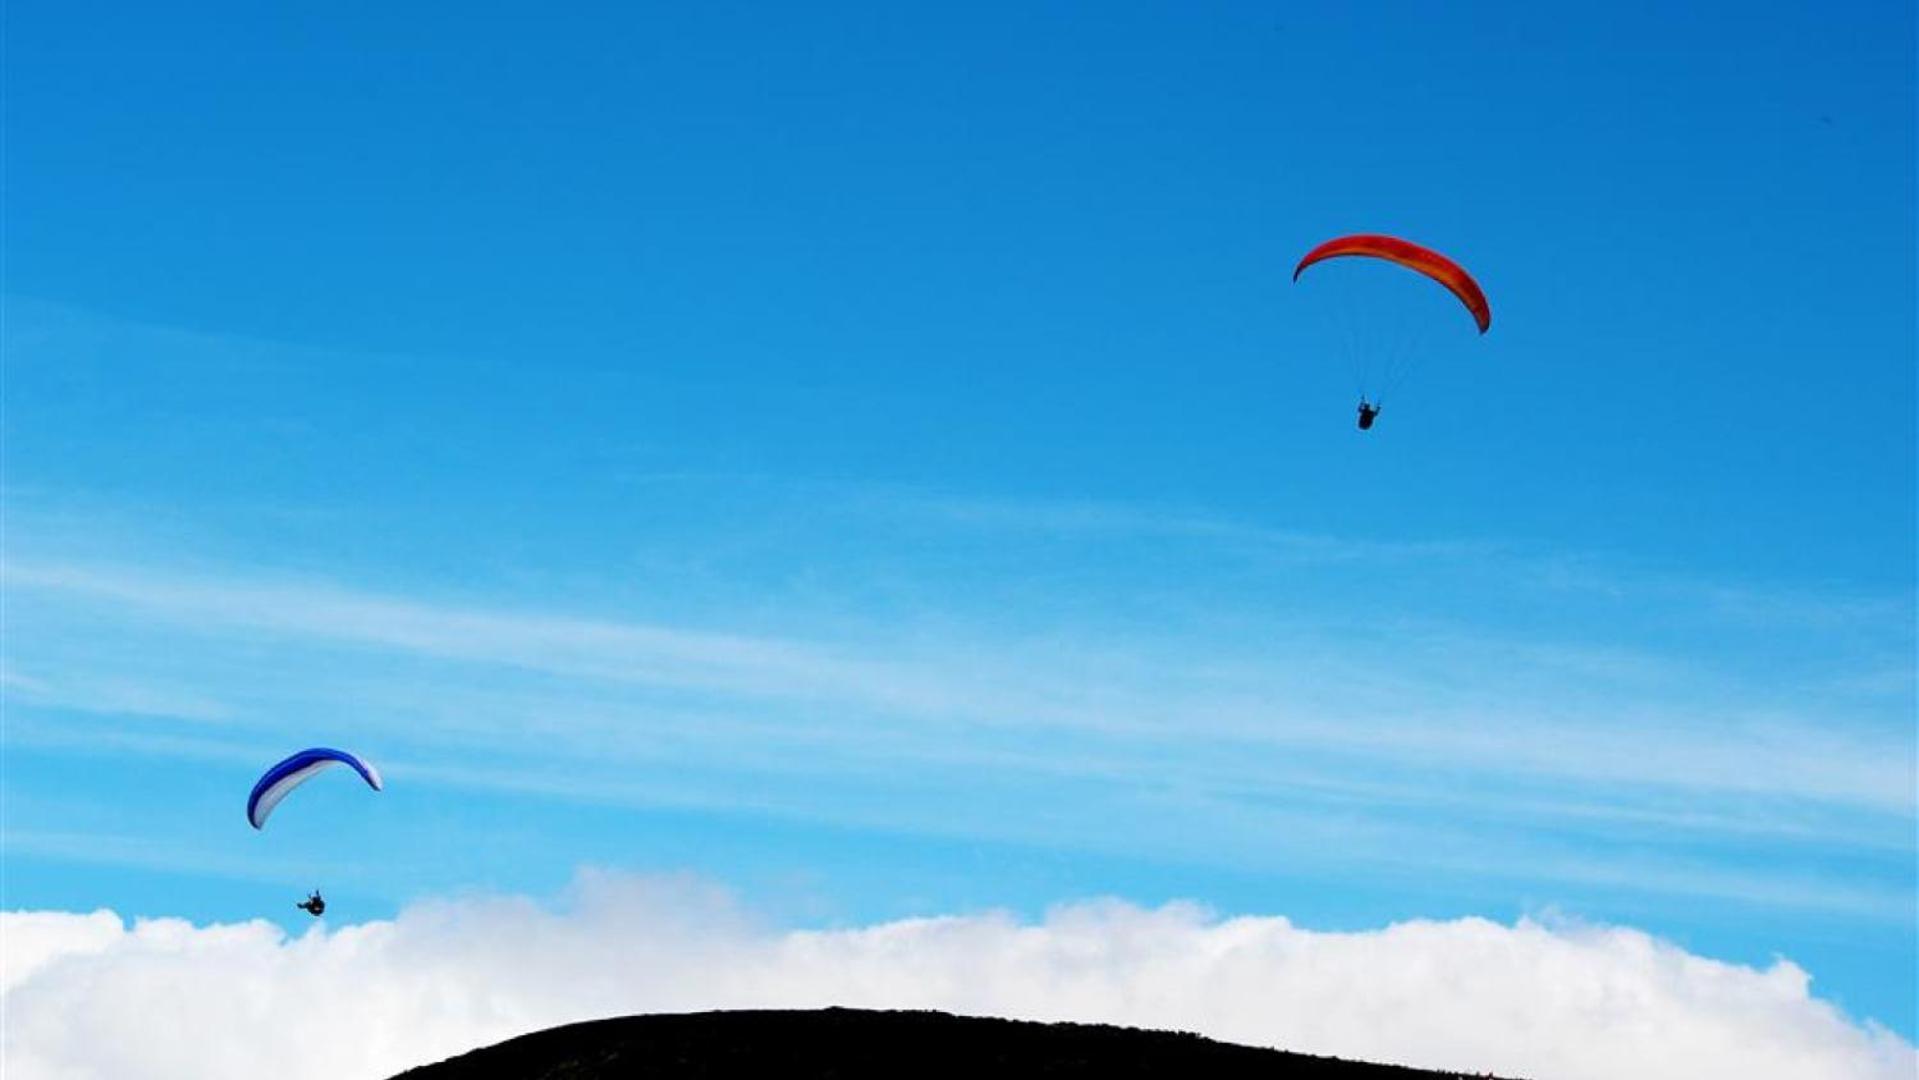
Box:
5, 0, 1914, 1052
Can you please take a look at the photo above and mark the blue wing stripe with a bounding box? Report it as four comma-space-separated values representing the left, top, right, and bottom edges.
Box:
246, 747, 383, 829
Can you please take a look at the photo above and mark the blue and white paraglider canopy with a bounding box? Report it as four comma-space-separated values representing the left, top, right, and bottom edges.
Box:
247, 747, 383, 829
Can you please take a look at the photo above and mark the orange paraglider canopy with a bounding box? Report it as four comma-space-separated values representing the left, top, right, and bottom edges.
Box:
1293, 234, 1490, 333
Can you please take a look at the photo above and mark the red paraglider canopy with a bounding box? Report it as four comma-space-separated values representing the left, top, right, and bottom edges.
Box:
1293, 234, 1491, 334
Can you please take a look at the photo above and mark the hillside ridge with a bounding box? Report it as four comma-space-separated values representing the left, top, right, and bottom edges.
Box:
392, 1007, 1515, 1079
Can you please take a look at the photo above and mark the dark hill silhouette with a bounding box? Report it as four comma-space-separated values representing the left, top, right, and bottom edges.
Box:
391, 1007, 1513, 1079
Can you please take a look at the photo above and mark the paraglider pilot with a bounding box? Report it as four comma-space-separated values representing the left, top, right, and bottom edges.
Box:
1357, 399, 1380, 430
296, 890, 326, 917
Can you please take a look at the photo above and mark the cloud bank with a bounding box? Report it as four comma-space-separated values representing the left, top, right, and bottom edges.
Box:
4, 873, 1910, 1080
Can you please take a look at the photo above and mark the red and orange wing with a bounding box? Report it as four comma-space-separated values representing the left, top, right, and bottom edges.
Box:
1293, 234, 1491, 334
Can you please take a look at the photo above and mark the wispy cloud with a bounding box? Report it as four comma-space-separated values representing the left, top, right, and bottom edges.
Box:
886, 489, 1510, 563
4, 544, 1911, 917
1, 665, 235, 724
5, 555, 1908, 802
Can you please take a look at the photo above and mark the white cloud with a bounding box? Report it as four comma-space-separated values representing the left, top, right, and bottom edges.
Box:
0, 911, 123, 995
3, 873, 1910, 1080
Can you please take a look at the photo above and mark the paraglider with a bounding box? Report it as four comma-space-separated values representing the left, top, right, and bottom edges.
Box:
1293, 233, 1490, 427
248, 747, 381, 918
246, 747, 383, 830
